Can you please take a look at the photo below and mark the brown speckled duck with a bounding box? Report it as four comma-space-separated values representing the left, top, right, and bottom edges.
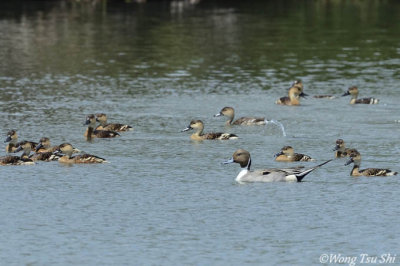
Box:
345, 149, 397, 177
342, 86, 379, 104
214, 107, 266, 126
274, 146, 315, 162
275, 85, 307, 106
181, 120, 238, 141
95, 113, 133, 132
56, 143, 107, 164
84, 114, 120, 141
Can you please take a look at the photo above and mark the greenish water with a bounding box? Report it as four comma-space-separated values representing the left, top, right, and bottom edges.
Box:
0, 1, 399, 265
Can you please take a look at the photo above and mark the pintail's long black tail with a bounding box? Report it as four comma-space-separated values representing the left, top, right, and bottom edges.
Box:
296, 159, 332, 182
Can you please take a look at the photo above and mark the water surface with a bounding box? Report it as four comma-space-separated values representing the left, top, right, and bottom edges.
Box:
0, 1, 399, 265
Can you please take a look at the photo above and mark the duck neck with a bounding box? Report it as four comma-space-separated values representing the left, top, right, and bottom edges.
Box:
351, 164, 361, 176
86, 126, 94, 140
21, 149, 31, 159
350, 94, 358, 104
289, 93, 300, 105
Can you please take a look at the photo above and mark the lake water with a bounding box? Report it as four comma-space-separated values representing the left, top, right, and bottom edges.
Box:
0, 0, 399, 265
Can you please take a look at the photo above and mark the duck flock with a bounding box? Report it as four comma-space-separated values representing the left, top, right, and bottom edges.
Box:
1, 80, 397, 182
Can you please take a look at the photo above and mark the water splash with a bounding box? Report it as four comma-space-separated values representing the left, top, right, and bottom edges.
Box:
265, 119, 286, 136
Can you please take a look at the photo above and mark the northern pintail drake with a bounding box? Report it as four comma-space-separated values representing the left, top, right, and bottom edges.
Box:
223, 149, 331, 183
35, 137, 81, 154
95, 113, 133, 132
84, 114, 120, 140
214, 107, 266, 126
181, 120, 238, 140
342, 86, 379, 104
4, 130, 38, 153
333, 139, 353, 158
275, 85, 308, 106
345, 150, 397, 177
274, 146, 315, 162
56, 143, 107, 164
0, 141, 35, 165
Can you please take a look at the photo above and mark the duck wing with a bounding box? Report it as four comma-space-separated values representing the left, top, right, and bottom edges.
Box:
355, 98, 379, 104
93, 129, 120, 138
361, 168, 397, 176
233, 117, 266, 126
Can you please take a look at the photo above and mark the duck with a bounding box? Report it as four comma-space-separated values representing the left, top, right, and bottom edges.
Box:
35, 137, 81, 154
15, 141, 59, 162
84, 114, 120, 140
0, 141, 35, 165
223, 149, 331, 183
4, 130, 38, 153
333, 139, 353, 158
181, 120, 238, 140
275, 85, 308, 106
342, 86, 379, 104
95, 113, 133, 132
274, 146, 315, 162
345, 149, 397, 177
214, 107, 266, 126
56, 143, 107, 164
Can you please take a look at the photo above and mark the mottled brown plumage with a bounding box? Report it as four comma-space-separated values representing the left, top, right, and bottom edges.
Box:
342, 86, 379, 104
214, 107, 266, 126
95, 113, 133, 132
275, 146, 314, 162
345, 150, 397, 177
182, 120, 238, 141
84, 114, 120, 140
57, 143, 107, 164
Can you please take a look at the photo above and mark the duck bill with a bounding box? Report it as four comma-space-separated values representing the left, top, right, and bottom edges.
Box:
14, 146, 23, 153
274, 151, 283, 158
333, 145, 340, 151
299, 92, 308, 98
214, 112, 222, 117
344, 158, 354, 166
222, 158, 234, 164
35, 143, 43, 152
84, 119, 90, 125
181, 126, 192, 132
342, 91, 350, 96
4, 136, 11, 143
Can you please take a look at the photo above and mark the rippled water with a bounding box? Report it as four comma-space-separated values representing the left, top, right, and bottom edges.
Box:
0, 1, 399, 265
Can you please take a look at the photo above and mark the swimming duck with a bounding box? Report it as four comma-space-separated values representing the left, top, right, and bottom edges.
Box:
223, 149, 331, 183
345, 150, 397, 177
274, 146, 315, 162
214, 107, 266, 126
4, 130, 38, 153
0, 141, 35, 165
342, 86, 379, 104
84, 114, 120, 140
15, 141, 59, 162
275, 86, 308, 106
181, 120, 238, 140
95, 113, 133, 132
333, 139, 353, 158
56, 143, 107, 164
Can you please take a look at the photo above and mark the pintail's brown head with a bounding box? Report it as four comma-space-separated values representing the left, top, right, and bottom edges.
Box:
223, 149, 251, 169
